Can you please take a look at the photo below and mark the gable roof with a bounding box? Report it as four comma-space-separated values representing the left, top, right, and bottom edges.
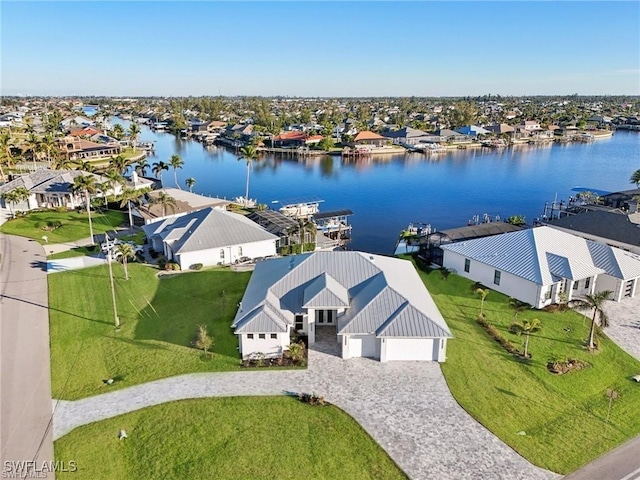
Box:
441, 226, 640, 284
142, 207, 278, 254
233, 252, 451, 339
0, 169, 107, 195
382, 127, 430, 139
353, 131, 385, 141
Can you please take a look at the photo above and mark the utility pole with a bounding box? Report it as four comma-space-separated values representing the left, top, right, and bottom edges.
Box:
105, 233, 120, 328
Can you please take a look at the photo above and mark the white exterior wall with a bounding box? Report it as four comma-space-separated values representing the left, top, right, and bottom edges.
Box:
596, 274, 623, 301
239, 332, 290, 359
443, 250, 543, 308
306, 308, 315, 343
177, 239, 277, 269
341, 334, 380, 359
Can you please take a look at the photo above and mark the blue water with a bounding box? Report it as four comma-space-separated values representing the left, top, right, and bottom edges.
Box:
112, 117, 639, 254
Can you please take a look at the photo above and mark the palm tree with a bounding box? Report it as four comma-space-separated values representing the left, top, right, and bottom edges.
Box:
72, 174, 98, 244
135, 158, 149, 176
0, 131, 14, 180
77, 160, 96, 173
294, 219, 316, 251
115, 243, 136, 281
169, 154, 184, 189
509, 298, 530, 321
154, 191, 177, 217
112, 123, 125, 140
105, 169, 125, 195
52, 156, 74, 170
109, 154, 131, 175
569, 290, 613, 350
185, 177, 196, 192
98, 181, 112, 207
630, 169, 640, 188
25, 133, 41, 171
476, 288, 489, 316
128, 123, 141, 151
152, 161, 169, 184
120, 188, 145, 227
40, 133, 56, 167
509, 318, 542, 358
238, 145, 257, 204
1, 186, 29, 217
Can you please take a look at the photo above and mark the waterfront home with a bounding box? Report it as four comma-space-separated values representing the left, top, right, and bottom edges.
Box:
133, 187, 230, 225
0, 169, 120, 211
232, 251, 452, 361
0, 113, 23, 128
433, 129, 472, 144
484, 123, 515, 135
455, 125, 491, 139
142, 207, 278, 269
60, 115, 95, 129
69, 126, 103, 137
382, 127, 433, 145
57, 136, 121, 161
352, 131, 389, 147
441, 226, 640, 307
516, 120, 542, 137
544, 210, 640, 255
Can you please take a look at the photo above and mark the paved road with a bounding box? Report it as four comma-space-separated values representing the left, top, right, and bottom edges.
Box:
0, 234, 54, 479
563, 435, 640, 480
54, 340, 558, 480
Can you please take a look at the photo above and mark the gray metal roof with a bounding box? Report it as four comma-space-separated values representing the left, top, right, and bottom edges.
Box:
233, 251, 451, 339
546, 211, 640, 248
442, 226, 640, 284
234, 302, 289, 333
313, 209, 354, 220
143, 207, 278, 254
0, 169, 107, 195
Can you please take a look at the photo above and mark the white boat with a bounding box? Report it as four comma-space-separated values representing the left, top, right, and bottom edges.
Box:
234, 196, 257, 208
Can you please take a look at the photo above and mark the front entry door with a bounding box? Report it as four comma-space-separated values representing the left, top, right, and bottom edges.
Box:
316, 310, 336, 325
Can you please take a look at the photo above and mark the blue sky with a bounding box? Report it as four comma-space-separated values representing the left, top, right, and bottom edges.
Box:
2, 1, 639, 96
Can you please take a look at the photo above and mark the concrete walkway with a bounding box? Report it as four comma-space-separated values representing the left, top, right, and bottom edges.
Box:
46, 255, 106, 273
602, 296, 640, 361
54, 344, 558, 480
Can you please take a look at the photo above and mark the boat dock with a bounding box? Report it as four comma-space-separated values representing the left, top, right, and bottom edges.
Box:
257, 147, 326, 157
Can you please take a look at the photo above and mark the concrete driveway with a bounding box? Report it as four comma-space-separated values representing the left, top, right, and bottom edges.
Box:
602, 295, 640, 361
46, 255, 106, 273
53, 342, 557, 480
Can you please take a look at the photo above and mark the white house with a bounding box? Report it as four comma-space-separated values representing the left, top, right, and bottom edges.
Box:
441, 226, 640, 307
232, 251, 452, 362
133, 188, 230, 225
142, 207, 278, 269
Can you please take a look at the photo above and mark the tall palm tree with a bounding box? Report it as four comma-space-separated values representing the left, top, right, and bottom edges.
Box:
40, 133, 56, 167
115, 243, 136, 281
169, 154, 184, 189
152, 160, 169, 184
476, 288, 489, 316
569, 290, 613, 350
630, 169, 640, 188
0, 131, 14, 179
25, 133, 41, 171
128, 123, 141, 152
185, 177, 196, 192
77, 160, 96, 173
154, 191, 177, 217
119, 188, 145, 227
105, 169, 125, 194
98, 181, 112, 207
72, 174, 98, 244
290, 219, 316, 252
239, 145, 257, 204
135, 158, 149, 176
112, 123, 125, 140
109, 154, 131, 175
509, 318, 542, 358
52, 156, 74, 170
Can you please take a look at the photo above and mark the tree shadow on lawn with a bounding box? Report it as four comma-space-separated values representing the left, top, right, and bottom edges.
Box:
1, 293, 112, 326
107, 334, 172, 352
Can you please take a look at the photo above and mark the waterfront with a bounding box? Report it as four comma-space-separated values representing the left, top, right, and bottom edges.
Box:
112, 118, 639, 254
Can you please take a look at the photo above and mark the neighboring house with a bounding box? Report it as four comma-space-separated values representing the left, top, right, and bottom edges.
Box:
0, 113, 22, 128
544, 210, 640, 255
0, 169, 118, 211
455, 125, 491, 138
133, 187, 230, 224
352, 131, 389, 147
599, 188, 640, 212
142, 207, 278, 269
433, 129, 472, 144
69, 127, 103, 137
60, 115, 95, 129
441, 226, 640, 307
382, 127, 433, 145
58, 136, 121, 161
516, 120, 542, 137
484, 123, 515, 135
232, 251, 452, 362
272, 131, 307, 148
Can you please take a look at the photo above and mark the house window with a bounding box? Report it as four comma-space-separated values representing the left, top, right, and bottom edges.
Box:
493, 270, 501, 285
247, 334, 254, 339
220, 249, 225, 260
259, 334, 266, 339
464, 259, 471, 273
545, 289, 552, 300
585, 278, 591, 289
270, 333, 277, 339
238, 246, 243, 256
295, 314, 304, 331
573, 281, 579, 290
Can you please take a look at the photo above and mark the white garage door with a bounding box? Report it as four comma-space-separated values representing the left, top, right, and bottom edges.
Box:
349, 335, 380, 359
385, 338, 435, 361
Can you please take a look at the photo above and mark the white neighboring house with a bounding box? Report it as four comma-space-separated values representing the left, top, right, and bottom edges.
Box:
133, 188, 230, 225
142, 207, 278, 269
231, 251, 452, 362
441, 226, 640, 307
0, 169, 121, 211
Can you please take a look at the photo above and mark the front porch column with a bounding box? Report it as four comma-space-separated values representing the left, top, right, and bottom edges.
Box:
306, 308, 315, 343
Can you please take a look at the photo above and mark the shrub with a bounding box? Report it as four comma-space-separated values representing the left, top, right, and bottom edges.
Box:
286, 341, 307, 366
190, 263, 203, 271
476, 315, 519, 355
170, 262, 181, 271
193, 324, 214, 356
298, 392, 326, 406
157, 256, 167, 269
42, 220, 63, 231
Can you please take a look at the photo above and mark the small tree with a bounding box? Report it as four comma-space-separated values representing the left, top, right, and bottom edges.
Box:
476, 288, 489, 316
509, 298, 530, 321
115, 242, 136, 280
185, 177, 196, 192
194, 325, 213, 357
509, 318, 542, 358
569, 290, 612, 350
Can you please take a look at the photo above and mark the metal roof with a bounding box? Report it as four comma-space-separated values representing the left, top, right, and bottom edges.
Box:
247, 210, 298, 234
313, 209, 354, 220
234, 302, 289, 333
233, 251, 451, 339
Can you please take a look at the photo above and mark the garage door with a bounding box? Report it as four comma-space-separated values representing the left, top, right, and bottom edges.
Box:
385, 338, 435, 361
349, 335, 380, 359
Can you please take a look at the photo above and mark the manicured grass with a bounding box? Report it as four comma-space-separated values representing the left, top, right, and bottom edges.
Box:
47, 245, 101, 259
417, 266, 640, 474
1, 210, 125, 244
54, 397, 407, 480
48, 264, 251, 400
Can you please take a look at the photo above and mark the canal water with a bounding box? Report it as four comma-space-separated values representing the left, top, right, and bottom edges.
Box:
109, 117, 639, 254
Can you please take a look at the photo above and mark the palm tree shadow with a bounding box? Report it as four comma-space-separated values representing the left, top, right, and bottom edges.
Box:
0, 293, 112, 325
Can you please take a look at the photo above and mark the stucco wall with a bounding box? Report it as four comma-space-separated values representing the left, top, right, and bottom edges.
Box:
239, 332, 290, 359
177, 239, 277, 269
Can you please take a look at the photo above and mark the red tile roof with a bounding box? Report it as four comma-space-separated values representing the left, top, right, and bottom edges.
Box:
353, 131, 385, 141
69, 127, 103, 137
273, 131, 306, 141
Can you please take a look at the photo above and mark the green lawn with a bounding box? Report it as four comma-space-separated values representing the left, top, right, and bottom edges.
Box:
1, 210, 125, 244
417, 266, 640, 474
54, 397, 407, 480
48, 264, 251, 400
47, 245, 101, 260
